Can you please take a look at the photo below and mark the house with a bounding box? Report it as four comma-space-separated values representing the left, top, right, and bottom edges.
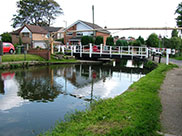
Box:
42, 26, 64, 40
11, 24, 49, 49
11, 24, 65, 49
64, 20, 110, 45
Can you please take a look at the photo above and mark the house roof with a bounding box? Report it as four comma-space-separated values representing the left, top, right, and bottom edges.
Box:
66, 20, 110, 34
11, 24, 48, 35
42, 26, 63, 33
25, 24, 48, 34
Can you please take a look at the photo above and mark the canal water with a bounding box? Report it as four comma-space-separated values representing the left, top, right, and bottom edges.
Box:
0, 61, 147, 136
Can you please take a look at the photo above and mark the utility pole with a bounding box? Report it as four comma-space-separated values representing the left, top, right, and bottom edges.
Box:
92, 5, 95, 37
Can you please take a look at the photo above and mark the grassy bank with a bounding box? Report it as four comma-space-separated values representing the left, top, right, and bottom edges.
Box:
2, 54, 45, 62
40, 64, 176, 136
172, 56, 182, 60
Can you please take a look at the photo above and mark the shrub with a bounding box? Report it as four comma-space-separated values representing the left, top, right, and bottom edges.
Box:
95, 36, 103, 45
81, 36, 94, 45
116, 39, 128, 46
106, 36, 114, 46
1, 32, 12, 42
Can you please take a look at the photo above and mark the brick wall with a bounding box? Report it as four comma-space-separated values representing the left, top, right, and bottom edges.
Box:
12, 34, 19, 45
96, 32, 110, 45
64, 24, 77, 44
28, 49, 50, 60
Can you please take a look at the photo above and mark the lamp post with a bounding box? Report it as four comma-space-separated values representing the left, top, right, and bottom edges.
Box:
63, 20, 67, 45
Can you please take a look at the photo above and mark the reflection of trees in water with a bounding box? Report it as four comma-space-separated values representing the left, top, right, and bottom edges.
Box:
16, 68, 62, 103
0, 79, 4, 95
132, 60, 143, 67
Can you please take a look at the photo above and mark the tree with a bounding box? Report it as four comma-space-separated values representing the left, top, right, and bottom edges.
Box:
12, 0, 63, 28
116, 40, 128, 46
137, 36, 145, 44
130, 40, 142, 46
95, 36, 103, 45
106, 36, 114, 46
175, 2, 182, 32
171, 29, 179, 37
146, 33, 159, 47
169, 37, 181, 49
1, 32, 12, 42
163, 37, 170, 48
81, 36, 94, 45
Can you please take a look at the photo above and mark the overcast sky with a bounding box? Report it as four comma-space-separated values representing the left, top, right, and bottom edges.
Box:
0, 0, 181, 39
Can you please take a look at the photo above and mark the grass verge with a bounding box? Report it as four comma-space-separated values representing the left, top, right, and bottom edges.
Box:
172, 56, 182, 60
39, 64, 177, 136
2, 54, 45, 62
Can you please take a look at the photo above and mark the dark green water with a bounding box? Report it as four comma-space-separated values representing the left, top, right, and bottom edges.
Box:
0, 62, 146, 136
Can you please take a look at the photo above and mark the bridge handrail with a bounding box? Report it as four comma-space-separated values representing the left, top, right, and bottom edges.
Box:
60, 45, 148, 58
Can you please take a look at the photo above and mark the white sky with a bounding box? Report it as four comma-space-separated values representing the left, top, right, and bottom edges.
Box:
0, 0, 181, 39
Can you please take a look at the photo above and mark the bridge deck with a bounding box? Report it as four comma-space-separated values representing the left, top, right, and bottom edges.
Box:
61, 45, 148, 60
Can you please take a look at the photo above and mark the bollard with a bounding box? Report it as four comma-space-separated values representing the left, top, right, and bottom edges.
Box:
158, 53, 162, 63
152, 53, 155, 61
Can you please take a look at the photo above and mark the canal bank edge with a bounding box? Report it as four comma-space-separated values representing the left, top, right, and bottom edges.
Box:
0, 60, 103, 70
39, 64, 177, 136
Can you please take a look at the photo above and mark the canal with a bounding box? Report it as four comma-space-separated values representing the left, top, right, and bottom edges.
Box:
0, 61, 148, 136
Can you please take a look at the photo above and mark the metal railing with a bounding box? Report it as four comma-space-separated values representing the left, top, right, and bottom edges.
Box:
60, 44, 148, 58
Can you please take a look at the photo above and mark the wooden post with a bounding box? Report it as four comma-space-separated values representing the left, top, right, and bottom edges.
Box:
132, 46, 134, 59
51, 37, 54, 54
128, 46, 130, 54
73, 46, 76, 53
89, 43, 92, 58
100, 44, 103, 56
71, 46, 73, 56
80, 45, 82, 58
110, 46, 112, 58
120, 46, 122, 58
62, 46, 65, 54
146, 47, 148, 58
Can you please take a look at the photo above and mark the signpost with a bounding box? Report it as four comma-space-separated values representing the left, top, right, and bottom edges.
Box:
166, 48, 171, 65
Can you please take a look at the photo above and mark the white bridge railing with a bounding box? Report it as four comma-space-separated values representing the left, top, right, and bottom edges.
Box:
60, 44, 148, 59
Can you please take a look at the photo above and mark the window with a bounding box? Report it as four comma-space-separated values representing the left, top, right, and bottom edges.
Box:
66, 32, 73, 36
3, 43, 10, 47
76, 32, 83, 37
22, 32, 29, 37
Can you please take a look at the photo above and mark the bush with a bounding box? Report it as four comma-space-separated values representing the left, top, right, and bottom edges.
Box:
1, 32, 12, 43
116, 39, 128, 46
81, 36, 94, 45
95, 36, 103, 45
106, 36, 114, 46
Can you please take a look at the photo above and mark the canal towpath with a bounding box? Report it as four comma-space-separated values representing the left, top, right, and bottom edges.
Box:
151, 57, 182, 136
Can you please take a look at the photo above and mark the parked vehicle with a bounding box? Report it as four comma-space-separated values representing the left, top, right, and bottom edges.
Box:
2, 42, 15, 54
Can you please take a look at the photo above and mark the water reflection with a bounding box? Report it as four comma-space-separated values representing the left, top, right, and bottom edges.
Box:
0, 62, 147, 136
0, 62, 146, 109
0, 72, 27, 111
16, 68, 62, 103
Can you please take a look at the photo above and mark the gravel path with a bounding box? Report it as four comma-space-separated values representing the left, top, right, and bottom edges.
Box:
160, 68, 182, 136
156, 57, 182, 136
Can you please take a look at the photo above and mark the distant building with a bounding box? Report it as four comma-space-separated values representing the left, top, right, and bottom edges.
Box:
11, 24, 64, 49
64, 20, 110, 45
42, 26, 64, 40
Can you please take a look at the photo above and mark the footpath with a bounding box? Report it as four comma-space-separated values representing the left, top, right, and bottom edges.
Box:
153, 57, 182, 136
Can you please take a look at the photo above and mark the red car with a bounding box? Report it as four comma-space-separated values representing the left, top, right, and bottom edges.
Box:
3, 42, 15, 54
